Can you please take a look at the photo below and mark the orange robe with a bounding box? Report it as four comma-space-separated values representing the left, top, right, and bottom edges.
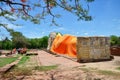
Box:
50, 34, 77, 58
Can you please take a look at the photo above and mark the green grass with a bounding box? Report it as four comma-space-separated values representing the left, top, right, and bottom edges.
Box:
116, 67, 120, 70
34, 65, 58, 71
2, 55, 31, 78
98, 70, 120, 76
98, 70, 115, 75
0, 57, 18, 67
18, 55, 29, 65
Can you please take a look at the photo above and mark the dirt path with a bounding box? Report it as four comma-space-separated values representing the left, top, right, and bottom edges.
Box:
23, 50, 120, 80
32, 50, 120, 72
1, 50, 120, 80
80, 56, 120, 72
36, 50, 81, 69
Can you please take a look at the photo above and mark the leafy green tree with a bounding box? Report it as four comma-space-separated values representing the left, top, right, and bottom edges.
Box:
110, 35, 118, 46
110, 35, 120, 46
0, 37, 12, 49
0, 41, 2, 49
40, 36, 49, 48
0, 0, 94, 28
117, 37, 120, 46
0, 34, 48, 49
27, 36, 48, 49
31, 38, 39, 48
10, 30, 29, 48
0, 0, 94, 47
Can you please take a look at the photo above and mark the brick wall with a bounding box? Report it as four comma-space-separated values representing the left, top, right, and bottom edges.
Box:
110, 47, 120, 56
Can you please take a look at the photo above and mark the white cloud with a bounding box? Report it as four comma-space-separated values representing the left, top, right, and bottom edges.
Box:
0, 17, 22, 29
0, 12, 23, 29
7, 23, 22, 29
99, 35, 105, 37
41, 31, 45, 34
76, 32, 79, 34
84, 32, 88, 35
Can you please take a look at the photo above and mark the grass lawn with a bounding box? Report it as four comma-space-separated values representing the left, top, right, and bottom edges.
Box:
18, 55, 30, 65
0, 54, 29, 68
1, 55, 58, 78
0, 57, 18, 67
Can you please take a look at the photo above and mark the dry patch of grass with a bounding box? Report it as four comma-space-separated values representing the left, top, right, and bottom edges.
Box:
98, 70, 120, 76
2, 67, 32, 78
116, 67, 120, 70
79, 67, 120, 76
12, 67, 32, 76
1, 67, 32, 80
34, 65, 58, 71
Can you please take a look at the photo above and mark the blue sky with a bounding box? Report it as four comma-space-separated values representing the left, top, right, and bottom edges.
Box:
0, 0, 120, 39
